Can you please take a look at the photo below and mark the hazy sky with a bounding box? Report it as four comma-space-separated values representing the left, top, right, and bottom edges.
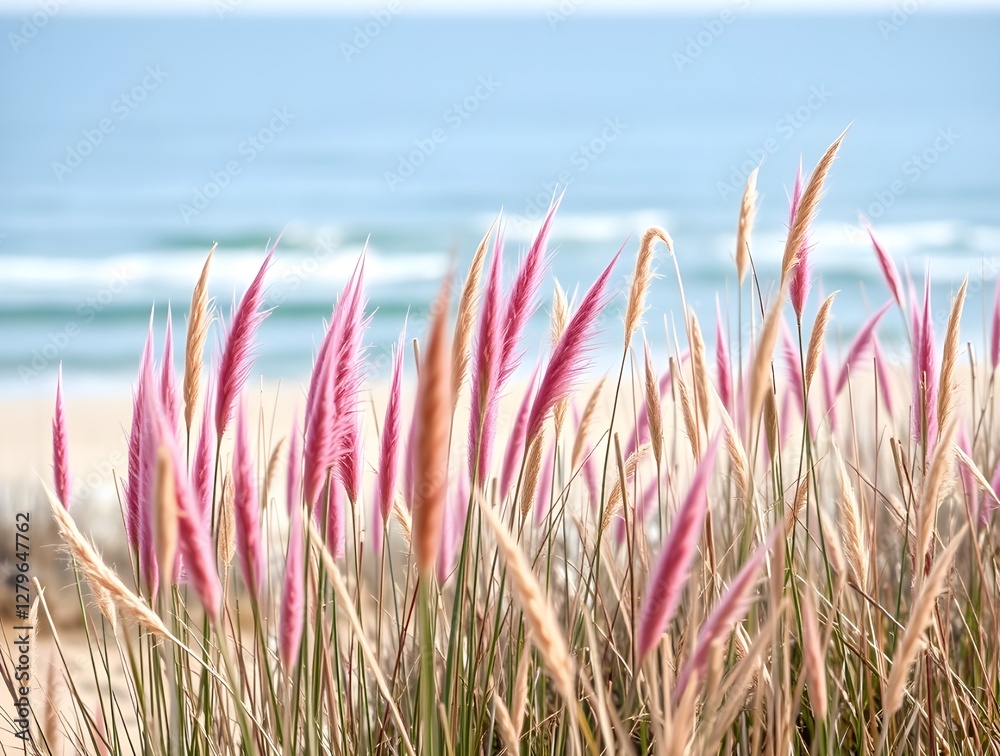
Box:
1, 0, 999, 12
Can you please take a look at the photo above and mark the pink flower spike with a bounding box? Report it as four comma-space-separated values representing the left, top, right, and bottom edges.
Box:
468, 233, 506, 485
866, 222, 905, 311
715, 298, 732, 413
214, 246, 274, 439
673, 526, 779, 700
233, 401, 264, 597
526, 248, 621, 444
153, 392, 221, 621
912, 279, 938, 447
788, 161, 813, 319
192, 381, 216, 523
279, 500, 305, 669
161, 305, 178, 428
138, 354, 161, 597
125, 314, 155, 552
637, 435, 721, 660
835, 300, 892, 397
500, 367, 538, 501
373, 333, 405, 552
52, 364, 71, 509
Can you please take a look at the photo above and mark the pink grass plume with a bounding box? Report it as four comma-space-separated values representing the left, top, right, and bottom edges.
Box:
788, 161, 813, 321
280, 418, 305, 668
138, 345, 161, 596
673, 526, 779, 700
468, 232, 505, 485
160, 305, 178, 427
153, 390, 221, 621
866, 222, 905, 311
233, 400, 264, 597
526, 249, 620, 445
715, 299, 732, 414
873, 336, 895, 418
835, 300, 892, 397
373, 334, 405, 552
637, 435, 721, 660
912, 278, 938, 446
52, 364, 71, 509
125, 316, 155, 552
500, 368, 538, 500
214, 246, 274, 439
192, 381, 216, 522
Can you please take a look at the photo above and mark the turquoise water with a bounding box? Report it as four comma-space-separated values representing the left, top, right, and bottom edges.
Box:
1, 12, 998, 395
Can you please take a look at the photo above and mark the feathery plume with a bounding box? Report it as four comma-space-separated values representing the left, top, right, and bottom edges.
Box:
214, 246, 273, 438
160, 306, 178, 427
183, 244, 214, 436
525, 250, 620, 445
834, 300, 892, 396
501, 368, 538, 501
715, 298, 732, 413
374, 335, 405, 552
936, 279, 967, 436
219, 472, 236, 566
468, 237, 505, 484
451, 219, 494, 405
124, 319, 154, 551
644, 341, 664, 465
912, 279, 939, 446
915, 419, 957, 575
833, 445, 868, 589
603, 442, 650, 532
52, 364, 71, 509
152, 442, 178, 595
192, 380, 215, 522
781, 129, 847, 286
411, 278, 452, 576
625, 227, 672, 345
800, 589, 828, 721
866, 223, 905, 310
689, 312, 711, 431
280, 499, 305, 669
233, 401, 264, 596
571, 377, 605, 473
805, 292, 837, 392
735, 167, 759, 285
787, 161, 813, 319
637, 436, 721, 660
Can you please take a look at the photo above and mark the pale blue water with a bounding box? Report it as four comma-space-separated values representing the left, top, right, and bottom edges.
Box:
1, 12, 998, 395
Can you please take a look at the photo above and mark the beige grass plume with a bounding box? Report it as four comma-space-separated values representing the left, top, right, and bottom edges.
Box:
688, 311, 711, 431
153, 443, 179, 597
805, 292, 838, 391
452, 219, 494, 406
915, 419, 957, 582
800, 588, 828, 721
936, 279, 968, 436
551, 281, 570, 435
624, 227, 672, 346
780, 129, 848, 287
735, 167, 758, 285
479, 494, 576, 707
45, 484, 172, 639
520, 432, 545, 517
602, 442, 650, 533
219, 471, 236, 566
833, 444, 869, 590
643, 341, 664, 466
571, 378, 605, 472
183, 244, 214, 436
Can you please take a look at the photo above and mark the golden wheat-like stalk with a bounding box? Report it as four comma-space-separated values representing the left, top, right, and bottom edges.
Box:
153, 443, 178, 597
644, 343, 664, 465
805, 292, 837, 391
602, 443, 650, 533
571, 379, 605, 472
915, 419, 957, 581
936, 279, 968, 436
735, 168, 758, 285
452, 220, 494, 405
183, 244, 215, 436
625, 227, 673, 345
833, 445, 868, 590
520, 433, 545, 517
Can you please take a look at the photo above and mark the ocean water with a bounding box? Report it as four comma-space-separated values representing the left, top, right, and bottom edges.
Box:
1, 11, 998, 396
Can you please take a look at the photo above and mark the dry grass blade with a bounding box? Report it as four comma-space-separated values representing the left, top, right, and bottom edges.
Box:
493, 690, 519, 754
936, 279, 967, 435
833, 444, 868, 590
625, 227, 672, 345
391, 495, 412, 545
689, 311, 711, 431
264, 436, 286, 509
780, 129, 848, 285
674, 363, 700, 459
183, 244, 214, 435
747, 284, 787, 436
452, 219, 494, 405
883, 528, 966, 716
954, 444, 1000, 510
478, 493, 576, 707
735, 167, 758, 285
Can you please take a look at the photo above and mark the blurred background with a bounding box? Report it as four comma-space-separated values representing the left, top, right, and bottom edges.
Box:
1, 0, 998, 397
